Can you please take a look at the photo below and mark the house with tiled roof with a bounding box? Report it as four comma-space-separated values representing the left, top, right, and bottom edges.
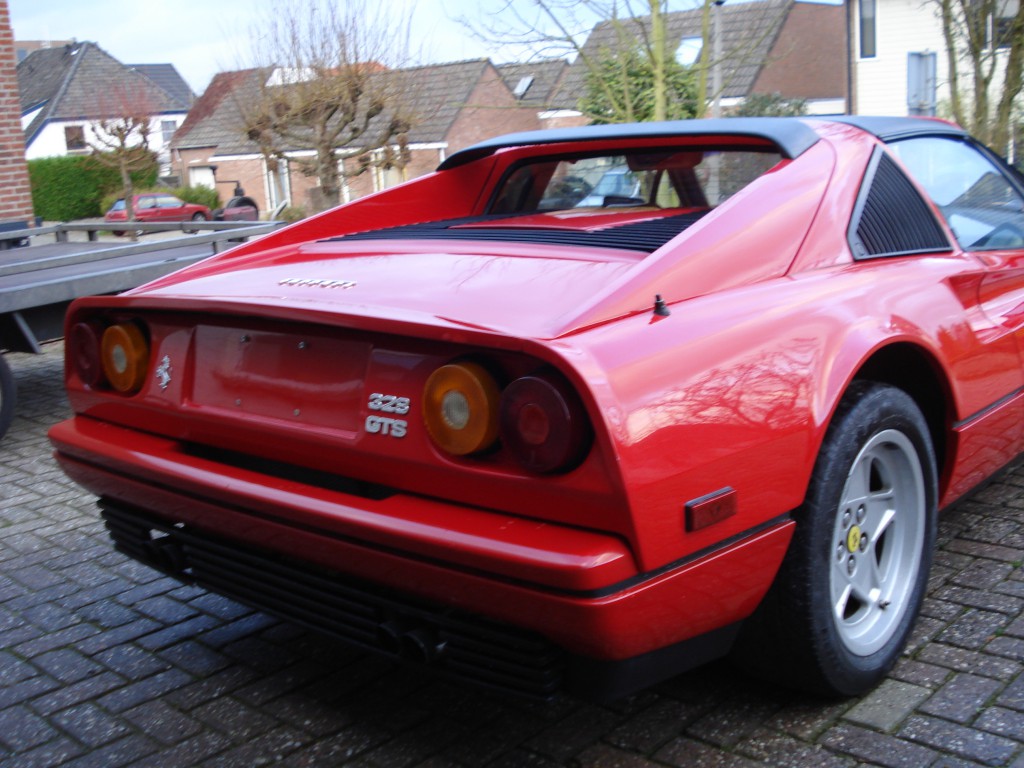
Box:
497, 59, 570, 109
549, 0, 847, 121
17, 42, 191, 170
170, 59, 544, 213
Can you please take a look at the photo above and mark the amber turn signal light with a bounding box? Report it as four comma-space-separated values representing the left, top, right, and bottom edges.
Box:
100, 322, 149, 394
423, 362, 500, 455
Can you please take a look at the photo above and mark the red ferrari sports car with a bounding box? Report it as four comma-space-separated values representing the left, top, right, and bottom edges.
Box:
50, 116, 1024, 700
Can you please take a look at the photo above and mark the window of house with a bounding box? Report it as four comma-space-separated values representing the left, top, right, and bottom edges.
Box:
859, 0, 877, 58
992, 0, 1019, 49
676, 36, 702, 67
64, 125, 86, 151
161, 120, 177, 144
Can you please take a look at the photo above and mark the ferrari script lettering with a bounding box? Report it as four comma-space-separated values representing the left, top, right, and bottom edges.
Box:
279, 278, 357, 289
365, 415, 407, 438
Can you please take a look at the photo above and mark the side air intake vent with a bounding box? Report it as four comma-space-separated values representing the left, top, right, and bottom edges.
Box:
850, 151, 951, 259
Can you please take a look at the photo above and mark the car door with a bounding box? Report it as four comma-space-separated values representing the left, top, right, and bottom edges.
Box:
887, 136, 1024, 472
156, 195, 186, 222
890, 137, 1024, 352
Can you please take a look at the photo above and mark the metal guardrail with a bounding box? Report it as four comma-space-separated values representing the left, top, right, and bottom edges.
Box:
0, 219, 286, 247
0, 221, 286, 279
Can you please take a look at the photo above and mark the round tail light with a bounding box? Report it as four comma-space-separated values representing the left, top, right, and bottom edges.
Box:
499, 373, 591, 474
101, 322, 149, 394
423, 362, 500, 455
69, 321, 104, 388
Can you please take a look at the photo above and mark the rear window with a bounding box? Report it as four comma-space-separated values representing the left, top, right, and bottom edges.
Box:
490, 149, 783, 215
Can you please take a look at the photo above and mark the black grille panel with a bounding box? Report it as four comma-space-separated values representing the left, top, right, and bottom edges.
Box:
852, 152, 950, 258
101, 502, 564, 698
328, 211, 708, 253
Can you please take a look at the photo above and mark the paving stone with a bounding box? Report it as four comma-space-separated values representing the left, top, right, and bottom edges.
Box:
0, 704, 60, 750
919, 674, 1002, 724
50, 701, 134, 748
819, 723, 940, 768
573, 742, 668, 767
606, 698, 700, 752
899, 714, 1018, 766
31, 647, 106, 684
975, 705, 1024, 741
843, 679, 930, 732
654, 736, 763, 767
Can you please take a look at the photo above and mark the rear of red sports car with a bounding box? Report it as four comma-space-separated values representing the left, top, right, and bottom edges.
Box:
52, 117, 1014, 698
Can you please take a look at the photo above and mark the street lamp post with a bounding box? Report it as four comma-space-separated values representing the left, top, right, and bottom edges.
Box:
712, 0, 725, 118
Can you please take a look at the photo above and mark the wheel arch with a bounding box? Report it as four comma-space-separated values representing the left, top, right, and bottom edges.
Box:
848, 341, 953, 496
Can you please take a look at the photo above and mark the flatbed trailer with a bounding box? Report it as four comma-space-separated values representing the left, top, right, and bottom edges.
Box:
0, 220, 285, 438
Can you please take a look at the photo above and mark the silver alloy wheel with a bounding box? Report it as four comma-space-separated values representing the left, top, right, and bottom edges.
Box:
829, 428, 926, 656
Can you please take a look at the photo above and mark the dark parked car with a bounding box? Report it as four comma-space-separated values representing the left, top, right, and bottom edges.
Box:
213, 195, 259, 222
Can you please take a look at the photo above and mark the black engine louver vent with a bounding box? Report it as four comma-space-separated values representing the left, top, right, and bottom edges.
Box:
327, 211, 708, 254
852, 152, 951, 259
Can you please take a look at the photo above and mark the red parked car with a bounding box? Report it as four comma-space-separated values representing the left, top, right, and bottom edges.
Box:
104, 193, 210, 234
51, 117, 1024, 699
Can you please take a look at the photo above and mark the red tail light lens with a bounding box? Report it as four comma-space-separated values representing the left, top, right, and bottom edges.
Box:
100, 322, 149, 394
422, 362, 501, 455
500, 373, 591, 474
69, 321, 104, 387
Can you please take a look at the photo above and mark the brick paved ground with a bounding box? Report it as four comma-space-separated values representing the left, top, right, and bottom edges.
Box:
3, 342, 1024, 767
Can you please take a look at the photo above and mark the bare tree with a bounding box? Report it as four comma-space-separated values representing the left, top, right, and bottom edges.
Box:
461, 0, 788, 123
931, 0, 1024, 153
242, 0, 415, 212
88, 82, 158, 240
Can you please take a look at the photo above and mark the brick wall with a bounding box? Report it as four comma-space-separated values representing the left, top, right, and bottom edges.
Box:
0, 0, 34, 225
446, 65, 541, 153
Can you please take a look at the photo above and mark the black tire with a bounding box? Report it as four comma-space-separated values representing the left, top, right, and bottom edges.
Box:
0, 354, 16, 440
734, 382, 937, 696
184, 212, 207, 234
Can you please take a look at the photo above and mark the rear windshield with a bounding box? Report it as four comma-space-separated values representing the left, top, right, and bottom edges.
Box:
490, 148, 783, 215
109, 200, 126, 211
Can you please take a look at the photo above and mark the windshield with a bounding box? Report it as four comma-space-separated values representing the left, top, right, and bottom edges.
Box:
490, 148, 783, 215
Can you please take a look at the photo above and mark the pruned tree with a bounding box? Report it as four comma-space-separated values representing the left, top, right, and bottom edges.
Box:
931, 0, 1024, 153
88, 82, 159, 240
241, 0, 415, 212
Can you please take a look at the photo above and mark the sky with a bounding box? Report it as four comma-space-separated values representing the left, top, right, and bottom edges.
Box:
8, 0, 508, 95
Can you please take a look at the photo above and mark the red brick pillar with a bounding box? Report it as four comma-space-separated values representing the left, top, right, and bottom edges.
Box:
0, 0, 34, 227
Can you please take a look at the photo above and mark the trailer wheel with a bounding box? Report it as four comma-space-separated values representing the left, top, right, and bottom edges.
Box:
0, 354, 15, 440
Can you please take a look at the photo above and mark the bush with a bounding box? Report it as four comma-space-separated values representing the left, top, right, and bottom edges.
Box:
28, 154, 158, 221
277, 206, 308, 223
171, 185, 221, 210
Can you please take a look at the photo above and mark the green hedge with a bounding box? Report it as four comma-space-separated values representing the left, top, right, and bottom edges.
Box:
171, 185, 221, 210
28, 154, 158, 221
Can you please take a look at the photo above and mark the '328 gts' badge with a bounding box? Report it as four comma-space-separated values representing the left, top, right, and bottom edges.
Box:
365, 392, 409, 438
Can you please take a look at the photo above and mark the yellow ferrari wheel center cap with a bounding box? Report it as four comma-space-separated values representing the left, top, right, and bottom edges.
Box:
847, 525, 862, 553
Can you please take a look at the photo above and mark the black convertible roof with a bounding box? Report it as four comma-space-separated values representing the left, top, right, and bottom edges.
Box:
438, 116, 972, 172
437, 117, 822, 169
